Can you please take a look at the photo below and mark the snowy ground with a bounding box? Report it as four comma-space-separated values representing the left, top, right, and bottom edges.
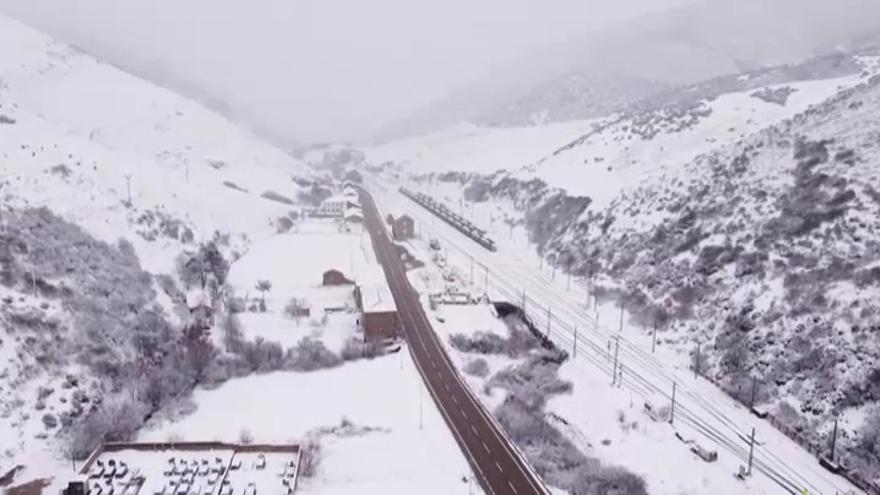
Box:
226, 221, 373, 352
139, 353, 482, 495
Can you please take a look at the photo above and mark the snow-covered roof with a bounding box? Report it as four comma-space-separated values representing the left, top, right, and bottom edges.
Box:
344, 206, 363, 218
359, 265, 396, 313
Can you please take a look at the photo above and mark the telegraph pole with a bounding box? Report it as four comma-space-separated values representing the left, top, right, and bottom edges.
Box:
618, 300, 625, 333
573, 325, 578, 357
694, 344, 701, 379
651, 319, 658, 354
670, 382, 677, 425
747, 427, 756, 476
612, 336, 620, 384
546, 306, 552, 338
830, 417, 839, 461
749, 377, 758, 409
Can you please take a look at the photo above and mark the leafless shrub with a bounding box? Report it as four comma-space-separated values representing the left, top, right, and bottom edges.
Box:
340, 337, 382, 361
286, 337, 342, 371
463, 358, 490, 377
298, 435, 323, 478
239, 428, 254, 445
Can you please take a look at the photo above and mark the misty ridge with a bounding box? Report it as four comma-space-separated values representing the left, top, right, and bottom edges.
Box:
2, 0, 880, 145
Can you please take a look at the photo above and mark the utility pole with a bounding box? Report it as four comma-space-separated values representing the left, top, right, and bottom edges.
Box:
573, 325, 578, 357
749, 377, 758, 409
651, 319, 658, 354
124, 173, 133, 206
670, 382, 677, 425
612, 336, 620, 384
830, 417, 839, 461
618, 300, 625, 333
694, 344, 701, 379
747, 427, 756, 476
546, 306, 552, 338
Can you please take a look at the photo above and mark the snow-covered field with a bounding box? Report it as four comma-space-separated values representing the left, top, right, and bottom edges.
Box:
139, 352, 479, 495
225, 222, 373, 352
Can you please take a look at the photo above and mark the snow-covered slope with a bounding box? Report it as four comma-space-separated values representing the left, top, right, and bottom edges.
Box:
389, 63, 880, 486
0, 12, 316, 475
366, 120, 597, 177
526, 56, 879, 210
0, 16, 319, 274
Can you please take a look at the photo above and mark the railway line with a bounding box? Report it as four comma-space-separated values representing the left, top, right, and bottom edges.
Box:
371, 177, 861, 495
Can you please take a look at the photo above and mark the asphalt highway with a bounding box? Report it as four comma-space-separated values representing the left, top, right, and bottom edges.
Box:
358, 186, 548, 495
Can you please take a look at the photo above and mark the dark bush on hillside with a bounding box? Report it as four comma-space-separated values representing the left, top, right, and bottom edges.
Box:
463, 358, 490, 377
449, 327, 538, 358
176, 241, 229, 290
261, 190, 295, 205
238, 337, 286, 372
69, 396, 148, 460
277, 216, 294, 233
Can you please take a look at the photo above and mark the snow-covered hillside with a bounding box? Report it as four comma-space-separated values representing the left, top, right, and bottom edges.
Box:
0, 11, 310, 476
366, 120, 597, 176
384, 61, 880, 486
0, 15, 473, 494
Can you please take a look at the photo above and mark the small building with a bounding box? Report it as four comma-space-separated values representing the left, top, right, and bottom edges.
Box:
344, 207, 364, 224
392, 214, 415, 241
314, 193, 360, 218
354, 281, 398, 342
323, 269, 354, 286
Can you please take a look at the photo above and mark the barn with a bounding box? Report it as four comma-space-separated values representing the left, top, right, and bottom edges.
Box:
392, 214, 415, 241
322, 269, 354, 286
354, 281, 398, 342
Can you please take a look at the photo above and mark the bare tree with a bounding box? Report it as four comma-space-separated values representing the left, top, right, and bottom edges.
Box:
255, 279, 272, 312
123, 173, 133, 206
284, 296, 309, 326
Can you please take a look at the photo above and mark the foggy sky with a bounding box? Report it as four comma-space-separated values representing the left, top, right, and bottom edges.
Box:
0, 0, 688, 144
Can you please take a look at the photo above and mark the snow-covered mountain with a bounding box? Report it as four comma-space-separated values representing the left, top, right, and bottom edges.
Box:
377, 0, 880, 139
368, 51, 880, 484
0, 13, 314, 478
475, 73, 672, 127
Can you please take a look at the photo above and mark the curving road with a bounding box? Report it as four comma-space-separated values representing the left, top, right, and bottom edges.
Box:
357, 186, 549, 495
